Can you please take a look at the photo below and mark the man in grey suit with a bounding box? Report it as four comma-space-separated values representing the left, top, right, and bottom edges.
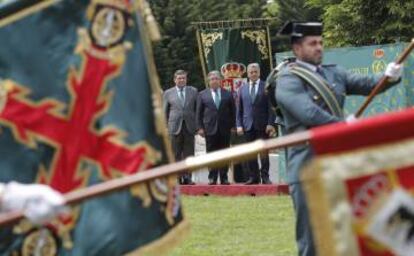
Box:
236, 63, 276, 185
163, 70, 198, 185
274, 21, 402, 256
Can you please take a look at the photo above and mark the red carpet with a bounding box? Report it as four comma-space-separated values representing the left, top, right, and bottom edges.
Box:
179, 184, 289, 196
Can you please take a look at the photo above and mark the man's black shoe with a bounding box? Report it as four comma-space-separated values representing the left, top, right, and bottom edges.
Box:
261, 178, 272, 185
221, 180, 230, 185
208, 179, 217, 185
244, 178, 259, 185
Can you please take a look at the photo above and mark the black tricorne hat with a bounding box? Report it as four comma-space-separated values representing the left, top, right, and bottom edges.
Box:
277, 21, 323, 38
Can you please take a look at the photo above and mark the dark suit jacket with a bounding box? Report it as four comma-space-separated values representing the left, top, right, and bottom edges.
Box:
196, 88, 235, 136
163, 86, 198, 135
236, 80, 275, 131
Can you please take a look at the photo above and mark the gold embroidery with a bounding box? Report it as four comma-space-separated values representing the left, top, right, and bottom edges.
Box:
0, 79, 11, 114
22, 229, 57, 256
303, 137, 414, 256
372, 60, 387, 74
131, 176, 181, 225
200, 32, 223, 60
1, 0, 187, 253
126, 219, 190, 256
241, 29, 269, 60
0, 0, 58, 28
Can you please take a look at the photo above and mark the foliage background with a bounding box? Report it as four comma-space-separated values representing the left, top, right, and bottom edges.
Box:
149, 0, 414, 91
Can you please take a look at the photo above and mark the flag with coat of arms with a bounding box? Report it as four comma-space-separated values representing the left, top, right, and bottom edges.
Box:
0, 0, 188, 254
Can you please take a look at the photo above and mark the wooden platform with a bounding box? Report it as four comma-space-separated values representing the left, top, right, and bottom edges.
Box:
179, 184, 289, 196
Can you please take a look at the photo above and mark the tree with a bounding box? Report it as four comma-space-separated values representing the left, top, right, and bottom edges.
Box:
307, 0, 414, 47
150, 0, 198, 89
264, 0, 323, 53
150, 0, 268, 90
149, 0, 326, 89
148, 0, 414, 92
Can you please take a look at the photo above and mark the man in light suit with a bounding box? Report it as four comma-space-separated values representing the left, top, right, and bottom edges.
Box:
196, 71, 235, 185
236, 63, 275, 185
163, 70, 198, 185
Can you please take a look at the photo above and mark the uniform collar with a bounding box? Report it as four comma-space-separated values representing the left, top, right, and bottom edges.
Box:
296, 59, 319, 72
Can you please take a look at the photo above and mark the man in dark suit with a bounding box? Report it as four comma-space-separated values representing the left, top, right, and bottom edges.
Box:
196, 71, 235, 185
163, 70, 198, 185
236, 63, 275, 185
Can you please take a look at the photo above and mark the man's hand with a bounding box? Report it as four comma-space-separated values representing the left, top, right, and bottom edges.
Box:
265, 125, 276, 137
346, 114, 357, 123
385, 62, 403, 82
197, 129, 205, 137
1, 182, 66, 224
236, 127, 244, 136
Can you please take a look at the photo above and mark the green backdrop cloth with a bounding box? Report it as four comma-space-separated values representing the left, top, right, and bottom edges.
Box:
198, 26, 273, 83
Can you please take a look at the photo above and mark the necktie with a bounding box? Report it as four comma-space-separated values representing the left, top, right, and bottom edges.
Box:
179, 88, 185, 106
250, 82, 256, 102
213, 89, 220, 108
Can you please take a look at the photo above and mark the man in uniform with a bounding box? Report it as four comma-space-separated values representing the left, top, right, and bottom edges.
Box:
274, 21, 402, 256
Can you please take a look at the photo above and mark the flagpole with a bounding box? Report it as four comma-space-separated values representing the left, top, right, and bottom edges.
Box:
355, 38, 414, 118
0, 130, 310, 227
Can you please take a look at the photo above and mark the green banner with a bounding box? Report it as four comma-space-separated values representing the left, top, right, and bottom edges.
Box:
275, 42, 414, 183
0, 0, 187, 254
196, 20, 273, 87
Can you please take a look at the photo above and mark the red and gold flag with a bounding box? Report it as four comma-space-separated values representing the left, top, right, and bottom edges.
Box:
303, 109, 414, 256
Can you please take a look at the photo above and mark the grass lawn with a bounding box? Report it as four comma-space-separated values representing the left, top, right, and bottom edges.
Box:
169, 195, 297, 256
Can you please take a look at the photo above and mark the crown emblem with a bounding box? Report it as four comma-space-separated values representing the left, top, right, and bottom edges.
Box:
220, 62, 246, 79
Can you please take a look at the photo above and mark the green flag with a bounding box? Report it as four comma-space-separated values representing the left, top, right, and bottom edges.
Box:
196, 20, 273, 90
0, 0, 187, 254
